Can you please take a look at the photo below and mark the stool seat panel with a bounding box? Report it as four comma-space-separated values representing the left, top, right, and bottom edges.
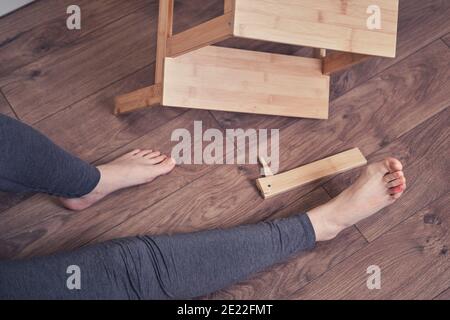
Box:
233, 0, 399, 57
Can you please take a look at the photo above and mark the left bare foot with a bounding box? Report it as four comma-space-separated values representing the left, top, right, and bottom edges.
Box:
60, 149, 176, 211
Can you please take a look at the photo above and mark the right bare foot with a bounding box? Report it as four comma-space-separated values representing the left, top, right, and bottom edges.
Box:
308, 158, 406, 241
60, 149, 176, 211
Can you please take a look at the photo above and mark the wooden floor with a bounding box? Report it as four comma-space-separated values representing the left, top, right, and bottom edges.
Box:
0, 0, 449, 300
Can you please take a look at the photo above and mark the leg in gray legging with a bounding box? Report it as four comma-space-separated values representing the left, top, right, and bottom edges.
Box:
0, 214, 315, 299
0, 114, 100, 198
0, 113, 316, 299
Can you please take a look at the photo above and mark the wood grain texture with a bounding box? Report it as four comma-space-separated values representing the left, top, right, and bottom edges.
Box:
167, 13, 234, 57
1, 6, 158, 124
155, 0, 174, 83
293, 192, 450, 299
434, 287, 450, 300
114, 84, 162, 114
93, 172, 365, 300
33, 65, 182, 164
0, 92, 31, 212
0, 0, 448, 300
321, 43, 450, 241
0, 0, 150, 77
356, 108, 450, 242
171, 0, 224, 35
323, 107, 450, 242
214, 40, 449, 207
442, 33, 450, 48
0, 90, 14, 117
0, 110, 221, 259
323, 52, 370, 75
233, 0, 399, 57
212, 0, 450, 130
224, 0, 236, 14
328, 0, 450, 100
92, 166, 332, 244
257, 148, 366, 199
323, 40, 450, 159
163, 45, 330, 119
206, 188, 367, 299
0, 191, 33, 216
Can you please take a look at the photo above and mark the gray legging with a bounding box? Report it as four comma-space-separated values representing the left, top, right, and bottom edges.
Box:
0, 114, 316, 300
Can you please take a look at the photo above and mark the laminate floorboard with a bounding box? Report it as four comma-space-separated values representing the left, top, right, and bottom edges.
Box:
0, 0, 448, 299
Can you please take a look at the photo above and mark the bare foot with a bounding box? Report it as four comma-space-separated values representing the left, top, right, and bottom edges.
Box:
60, 149, 176, 211
308, 158, 406, 241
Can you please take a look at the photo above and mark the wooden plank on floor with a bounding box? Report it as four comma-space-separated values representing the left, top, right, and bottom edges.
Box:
206, 188, 367, 299
92, 171, 366, 300
0, 0, 150, 76
256, 148, 366, 199
199, 39, 450, 256
292, 192, 450, 299
233, 0, 399, 57
0, 110, 223, 259
328, 0, 450, 100
219, 39, 450, 200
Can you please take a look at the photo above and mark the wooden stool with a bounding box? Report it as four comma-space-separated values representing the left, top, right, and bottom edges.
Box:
114, 0, 399, 119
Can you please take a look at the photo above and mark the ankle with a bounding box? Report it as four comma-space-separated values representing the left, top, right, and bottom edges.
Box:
307, 200, 344, 241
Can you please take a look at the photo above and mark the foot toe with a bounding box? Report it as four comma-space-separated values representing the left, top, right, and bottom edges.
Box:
383, 170, 404, 183
147, 154, 167, 164
391, 191, 403, 200
387, 176, 406, 188
389, 184, 405, 195
125, 149, 141, 157
137, 150, 153, 157
145, 151, 161, 159
384, 157, 403, 173
155, 157, 176, 174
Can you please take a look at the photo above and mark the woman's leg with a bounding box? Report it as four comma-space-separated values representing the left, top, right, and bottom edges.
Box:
0, 114, 100, 197
0, 213, 315, 300
0, 158, 406, 300
0, 114, 175, 210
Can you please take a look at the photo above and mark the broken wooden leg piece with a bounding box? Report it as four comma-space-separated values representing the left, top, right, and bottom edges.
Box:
258, 156, 274, 177
256, 148, 367, 199
114, 84, 162, 115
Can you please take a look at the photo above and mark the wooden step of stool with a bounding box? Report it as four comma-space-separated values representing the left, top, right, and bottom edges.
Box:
114, 0, 399, 115
162, 46, 330, 119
